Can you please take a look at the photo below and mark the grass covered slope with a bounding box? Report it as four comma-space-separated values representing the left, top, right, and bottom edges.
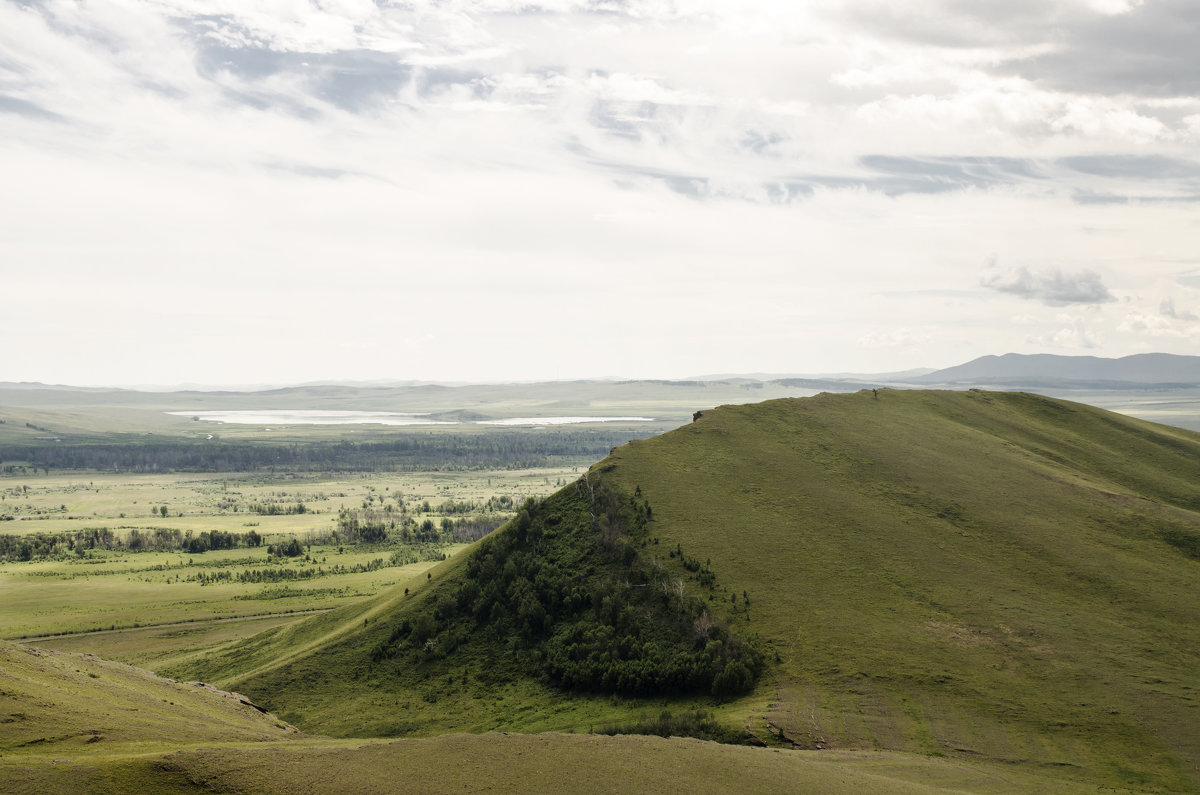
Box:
142, 733, 1108, 795
0, 640, 295, 756
198, 389, 1199, 791
607, 389, 1200, 791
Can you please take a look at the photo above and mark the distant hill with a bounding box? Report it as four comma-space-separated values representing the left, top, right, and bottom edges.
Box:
915, 352, 1200, 385
179, 390, 1200, 792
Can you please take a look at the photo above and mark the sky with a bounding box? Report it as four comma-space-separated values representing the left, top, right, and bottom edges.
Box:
3, 0, 1200, 387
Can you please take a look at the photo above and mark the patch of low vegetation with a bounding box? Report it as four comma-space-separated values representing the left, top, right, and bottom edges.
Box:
596, 709, 757, 745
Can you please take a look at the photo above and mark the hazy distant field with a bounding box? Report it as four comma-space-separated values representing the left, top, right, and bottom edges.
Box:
1037, 386, 1200, 431
0, 467, 573, 667
0, 469, 574, 537
0, 379, 823, 445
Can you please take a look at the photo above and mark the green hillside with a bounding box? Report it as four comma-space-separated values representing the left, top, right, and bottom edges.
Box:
4, 632, 1090, 793
173, 390, 1200, 791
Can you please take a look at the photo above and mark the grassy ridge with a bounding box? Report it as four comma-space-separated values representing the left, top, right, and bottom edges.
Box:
607, 390, 1200, 790
208, 389, 1200, 791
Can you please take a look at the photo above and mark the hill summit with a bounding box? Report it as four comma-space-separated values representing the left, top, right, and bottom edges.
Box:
194, 389, 1200, 792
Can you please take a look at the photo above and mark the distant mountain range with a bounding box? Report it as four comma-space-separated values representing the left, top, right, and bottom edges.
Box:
914, 352, 1200, 386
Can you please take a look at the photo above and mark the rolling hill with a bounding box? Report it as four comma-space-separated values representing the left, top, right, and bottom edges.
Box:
161, 389, 1200, 792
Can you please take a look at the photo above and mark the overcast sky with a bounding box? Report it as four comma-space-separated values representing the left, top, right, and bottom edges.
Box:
4, 0, 1200, 386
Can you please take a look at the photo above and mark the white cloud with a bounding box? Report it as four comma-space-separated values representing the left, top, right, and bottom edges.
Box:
1161, 296, 1199, 320
1082, 0, 1145, 16
1028, 317, 1104, 349
1051, 97, 1169, 143
857, 328, 933, 349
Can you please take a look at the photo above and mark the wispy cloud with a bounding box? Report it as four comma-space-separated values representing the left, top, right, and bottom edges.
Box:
1028, 314, 1105, 349
1160, 296, 1199, 321
982, 265, 1116, 305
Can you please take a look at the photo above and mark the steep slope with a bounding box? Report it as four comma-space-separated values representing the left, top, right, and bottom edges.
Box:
202, 389, 1200, 792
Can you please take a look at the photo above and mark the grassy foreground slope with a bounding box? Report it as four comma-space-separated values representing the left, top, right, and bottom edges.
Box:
0, 640, 295, 758
221, 389, 1200, 791
3, 636, 1087, 793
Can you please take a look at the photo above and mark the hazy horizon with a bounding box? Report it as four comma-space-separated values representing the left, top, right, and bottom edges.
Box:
4, 1, 1199, 386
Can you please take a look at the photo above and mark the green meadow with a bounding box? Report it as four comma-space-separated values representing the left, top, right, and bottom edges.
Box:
0, 468, 576, 538
0, 468, 573, 664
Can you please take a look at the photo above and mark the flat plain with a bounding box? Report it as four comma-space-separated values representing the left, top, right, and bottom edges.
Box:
0, 468, 574, 665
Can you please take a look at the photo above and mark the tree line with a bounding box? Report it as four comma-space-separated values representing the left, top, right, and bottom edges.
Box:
0, 526, 263, 561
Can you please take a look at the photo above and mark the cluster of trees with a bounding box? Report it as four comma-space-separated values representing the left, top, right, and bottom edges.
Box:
178, 528, 257, 554
437, 499, 477, 515
439, 516, 503, 543
267, 538, 304, 557
336, 507, 393, 543
190, 556, 389, 585
372, 479, 763, 698
249, 501, 307, 515
0, 430, 648, 473
335, 508, 505, 546
185, 544, 449, 585
0, 526, 263, 561
483, 494, 517, 511
669, 544, 717, 588
388, 545, 449, 566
